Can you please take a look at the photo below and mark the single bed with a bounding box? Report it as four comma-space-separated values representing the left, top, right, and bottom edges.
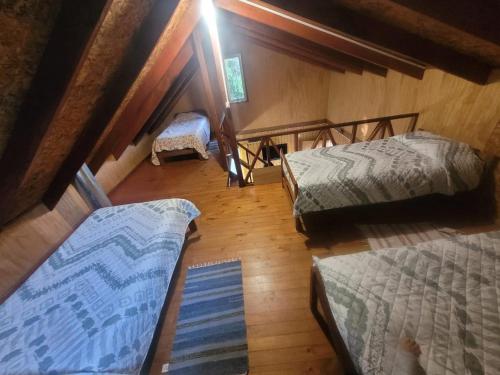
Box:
310, 230, 500, 375
0, 198, 200, 375
282, 131, 484, 231
151, 111, 210, 165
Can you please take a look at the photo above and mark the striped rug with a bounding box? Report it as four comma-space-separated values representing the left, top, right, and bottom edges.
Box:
167, 260, 248, 375
357, 222, 459, 250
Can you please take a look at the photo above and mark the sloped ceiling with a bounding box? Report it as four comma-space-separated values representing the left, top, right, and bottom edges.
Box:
0, 0, 62, 157
258, 0, 500, 83
0, 0, 158, 224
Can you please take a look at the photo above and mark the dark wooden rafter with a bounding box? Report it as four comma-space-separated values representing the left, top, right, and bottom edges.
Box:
220, 11, 388, 77
87, 0, 200, 173
0, 1, 112, 223
393, 0, 500, 46
45, 0, 186, 208
133, 56, 199, 144
262, 0, 495, 84
219, 109, 245, 186
214, 0, 425, 79
192, 26, 228, 170
111, 45, 198, 158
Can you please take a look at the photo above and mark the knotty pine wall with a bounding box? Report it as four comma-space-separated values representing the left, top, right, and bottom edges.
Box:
226, 39, 330, 132
327, 69, 500, 150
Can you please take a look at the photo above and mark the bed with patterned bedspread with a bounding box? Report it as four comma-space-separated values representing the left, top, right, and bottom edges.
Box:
284, 131, 484, 216
313, 230, 500, 375
151, 112, 210, 165
0, 199, 200, 375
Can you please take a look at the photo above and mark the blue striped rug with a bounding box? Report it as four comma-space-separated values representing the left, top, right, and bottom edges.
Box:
167, 260, 248, 374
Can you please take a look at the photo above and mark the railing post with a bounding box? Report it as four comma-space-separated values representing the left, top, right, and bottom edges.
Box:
223, 108, 245, 187
351, 124, 358, 144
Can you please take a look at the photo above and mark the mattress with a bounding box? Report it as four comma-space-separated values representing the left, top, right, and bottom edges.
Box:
0, 199, 200, 374
315, 230, 500, 375
151, 112, 210, 165
285, 131, 483, 216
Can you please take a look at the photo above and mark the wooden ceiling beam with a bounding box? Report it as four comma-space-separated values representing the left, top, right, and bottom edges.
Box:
111, 41, 195, 158
87, 0, 200, 174
0, 0, 112, 224
214, 0, 425, 79
133, 56, 199, 143
44, 0, 183, 208
261, 0, 494, 84
224, 15, 389, 77
192, 26, 228, 170
242, 34, 345, 74
390, 0, 500, 46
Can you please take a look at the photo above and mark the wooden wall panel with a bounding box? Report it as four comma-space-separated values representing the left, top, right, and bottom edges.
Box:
0, 185, 90, 302
226, 39, 330, 132
327, 68, 500, 150
96, 73, 206, 193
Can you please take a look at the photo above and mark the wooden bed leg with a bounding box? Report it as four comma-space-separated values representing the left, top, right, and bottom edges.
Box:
295, 216, 304, 233
188, 220, 198, 233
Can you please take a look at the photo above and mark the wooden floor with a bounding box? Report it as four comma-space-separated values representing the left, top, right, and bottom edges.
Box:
109, 153, 498, 375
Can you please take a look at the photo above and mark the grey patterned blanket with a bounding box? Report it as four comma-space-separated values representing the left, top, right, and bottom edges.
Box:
285, 131, 483, 216
0, 199, 200, 374
315, 230, 500, 375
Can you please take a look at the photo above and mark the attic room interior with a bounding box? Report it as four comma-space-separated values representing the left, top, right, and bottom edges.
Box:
1, 0, 499, 374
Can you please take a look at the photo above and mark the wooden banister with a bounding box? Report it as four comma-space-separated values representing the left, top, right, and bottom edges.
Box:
234, 112, 419, 186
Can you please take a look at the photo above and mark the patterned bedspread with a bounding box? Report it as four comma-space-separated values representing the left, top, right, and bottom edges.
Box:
0, 199, 200, 375
285, 131, 483, 215
151, 112, 210, 165
315, 230, 500, 375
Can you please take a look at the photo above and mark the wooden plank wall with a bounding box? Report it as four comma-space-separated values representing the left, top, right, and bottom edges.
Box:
226, 38, 330, 133
0, 185, 90, 302
327, 69, 500, 150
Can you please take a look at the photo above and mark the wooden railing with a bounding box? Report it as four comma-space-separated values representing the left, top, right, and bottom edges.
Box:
235, 113, 419, 185
219, 108, 245, 187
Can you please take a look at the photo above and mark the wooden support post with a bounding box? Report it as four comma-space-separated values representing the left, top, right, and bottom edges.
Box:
294, 133, 299, 151
386, 120, 395, 137
193, 28, 227, 171
351, 124, 358, 144
222, 109, 245, 186
408, 114, 419, 132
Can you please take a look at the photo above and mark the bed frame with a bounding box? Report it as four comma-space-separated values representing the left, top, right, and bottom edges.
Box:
310, 265, 359, 375
279, 114, 420, 232
156, 148, 207, 163
140, 219, 197, 374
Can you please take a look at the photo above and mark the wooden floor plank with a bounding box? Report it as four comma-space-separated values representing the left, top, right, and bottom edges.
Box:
108, 153, 496, 374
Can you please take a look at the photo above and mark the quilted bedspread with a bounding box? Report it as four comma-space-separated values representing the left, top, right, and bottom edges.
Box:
151, 112, 210, 165
315, 230, 500, 375
0, 199, 200, 374
285, 131, 483, 215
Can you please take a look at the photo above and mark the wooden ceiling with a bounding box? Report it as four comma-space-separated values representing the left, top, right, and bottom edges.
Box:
215, 0, 500, 84
1, 0, 498, 225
